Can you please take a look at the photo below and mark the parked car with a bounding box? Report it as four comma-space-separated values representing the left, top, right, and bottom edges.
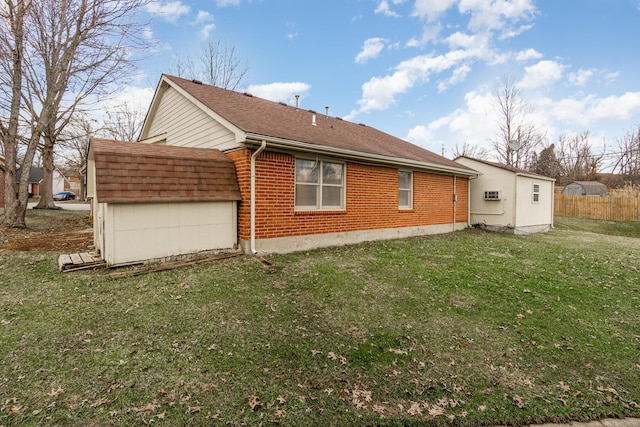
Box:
53, 191, 76, 201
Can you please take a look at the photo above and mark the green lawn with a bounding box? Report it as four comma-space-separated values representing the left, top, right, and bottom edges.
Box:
1, 212, 639, 426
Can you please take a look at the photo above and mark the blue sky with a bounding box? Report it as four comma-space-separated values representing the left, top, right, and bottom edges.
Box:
122, 0, 640, 162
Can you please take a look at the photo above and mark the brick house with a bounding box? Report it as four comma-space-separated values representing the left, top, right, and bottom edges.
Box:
89, 74, 477, 262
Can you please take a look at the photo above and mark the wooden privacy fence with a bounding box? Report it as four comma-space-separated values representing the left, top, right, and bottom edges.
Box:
554, 194, 640, 221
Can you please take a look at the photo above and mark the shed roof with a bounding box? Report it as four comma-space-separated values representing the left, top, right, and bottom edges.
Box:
564, 181, 608, 195
157, 75, 475, 176
454, 156, 555, 181
90, 138, 241, 203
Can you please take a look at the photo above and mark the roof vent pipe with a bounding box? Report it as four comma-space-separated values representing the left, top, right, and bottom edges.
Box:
295, 95, 300, 109
325, 106, 329, 116
312, 113, 317, 126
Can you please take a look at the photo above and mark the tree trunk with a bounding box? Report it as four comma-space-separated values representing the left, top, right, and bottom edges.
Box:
34, 136, 60, 209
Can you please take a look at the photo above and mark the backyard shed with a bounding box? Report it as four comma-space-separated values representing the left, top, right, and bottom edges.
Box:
454, 156, 555, 234
562, 181, 608, 196
87, 139, 242, 266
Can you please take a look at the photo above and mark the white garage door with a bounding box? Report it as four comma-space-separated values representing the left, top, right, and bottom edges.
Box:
105, 201, 237, 266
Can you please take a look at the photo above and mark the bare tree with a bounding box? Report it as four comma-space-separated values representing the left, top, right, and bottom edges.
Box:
1, 0, 36, 226
170, 38, 248, 90
56, 114, 96, 200
100, 101, 147, 142
555, 131, 603, 185
488, 75, 545, 168
1, 0, 151, 224
609, 126, 640, 187
451, 140, 490, 160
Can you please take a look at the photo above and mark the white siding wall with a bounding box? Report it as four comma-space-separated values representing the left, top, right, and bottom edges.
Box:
52, 171, 66, 194
143, 86, 240, 150
514, 176, 554, 229
463, 162, 516, 228
102, 201, 237, 266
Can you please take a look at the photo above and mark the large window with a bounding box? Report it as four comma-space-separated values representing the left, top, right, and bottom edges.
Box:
399, 170, 413, 209
295, 158, 345, 210
532, 183, 540, 203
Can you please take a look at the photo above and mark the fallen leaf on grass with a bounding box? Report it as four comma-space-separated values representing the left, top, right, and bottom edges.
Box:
49, 387, 65, 397
90, 397, 110, 408
248, 395, 262, 411
559, 381, 570, 392
186, 405, 203, 414
407, 401, 422, 416
7, 405, 24, 415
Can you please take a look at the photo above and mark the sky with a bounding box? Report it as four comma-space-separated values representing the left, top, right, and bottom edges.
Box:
120, 0, 640, 163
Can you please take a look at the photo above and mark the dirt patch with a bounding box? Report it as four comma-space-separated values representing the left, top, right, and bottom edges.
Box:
0, 210, 93, 253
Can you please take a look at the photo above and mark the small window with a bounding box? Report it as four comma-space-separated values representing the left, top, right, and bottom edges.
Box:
399, 170, 413, 209
484, 191, 501, 200
295, 158, 345, 210
532, 183, 540, 203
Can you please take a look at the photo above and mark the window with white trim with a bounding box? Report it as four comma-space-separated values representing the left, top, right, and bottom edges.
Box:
532, 183, 540, 203
399, 170, 413, 209
295, 158, 345, 210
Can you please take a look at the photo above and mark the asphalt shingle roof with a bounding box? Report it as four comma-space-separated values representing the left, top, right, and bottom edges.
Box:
91, 138, 242, 204
164, 75, 474, 174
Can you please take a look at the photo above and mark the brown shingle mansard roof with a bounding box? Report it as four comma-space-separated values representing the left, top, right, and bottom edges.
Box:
163, 75, 475, 175
91, 138, 242, 203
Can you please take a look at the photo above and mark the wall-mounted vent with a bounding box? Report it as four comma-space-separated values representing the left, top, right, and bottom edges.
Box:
484, 190, 501, 200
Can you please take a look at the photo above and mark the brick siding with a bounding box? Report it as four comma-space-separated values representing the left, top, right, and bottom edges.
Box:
229, 148, 469, 241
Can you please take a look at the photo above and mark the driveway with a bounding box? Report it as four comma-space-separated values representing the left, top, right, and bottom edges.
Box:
27, 201, 91, 211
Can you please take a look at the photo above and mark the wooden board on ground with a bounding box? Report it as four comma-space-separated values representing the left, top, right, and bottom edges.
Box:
58, 252, 105, 272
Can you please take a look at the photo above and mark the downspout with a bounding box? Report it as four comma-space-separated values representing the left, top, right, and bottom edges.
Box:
453, 175, 457, 232
250, 140, 267, 254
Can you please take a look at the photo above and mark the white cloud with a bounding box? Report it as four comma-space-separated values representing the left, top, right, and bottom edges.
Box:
199, 23, 215, 39
375, 0, 402, 17
215, 0, 240, 6
349, 49, 476, 118
412, 0, 457, 23
438, 64, 471, 92
194, 10, 214, 24
518, 60, 564, 89
355, 38, 387, 64
568, 69, 594, 87
589, 92, 640, 121
146, 1, 190, 23
246, 82, 311, 104
458, 0, 537, 33
515, 48, 542, 61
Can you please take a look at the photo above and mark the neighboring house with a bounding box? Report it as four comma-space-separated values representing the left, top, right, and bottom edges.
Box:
562, 181, 608, 196
87, 139, 242, 266
454, 156, 555, 234
16, 166, 67, 196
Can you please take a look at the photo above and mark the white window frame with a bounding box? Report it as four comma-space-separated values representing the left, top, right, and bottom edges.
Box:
398, 170, 413, 209
294, 157, 345, 211
532, 183, 540, 203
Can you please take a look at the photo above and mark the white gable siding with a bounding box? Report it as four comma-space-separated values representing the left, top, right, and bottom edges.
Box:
143, 86, 240, 151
